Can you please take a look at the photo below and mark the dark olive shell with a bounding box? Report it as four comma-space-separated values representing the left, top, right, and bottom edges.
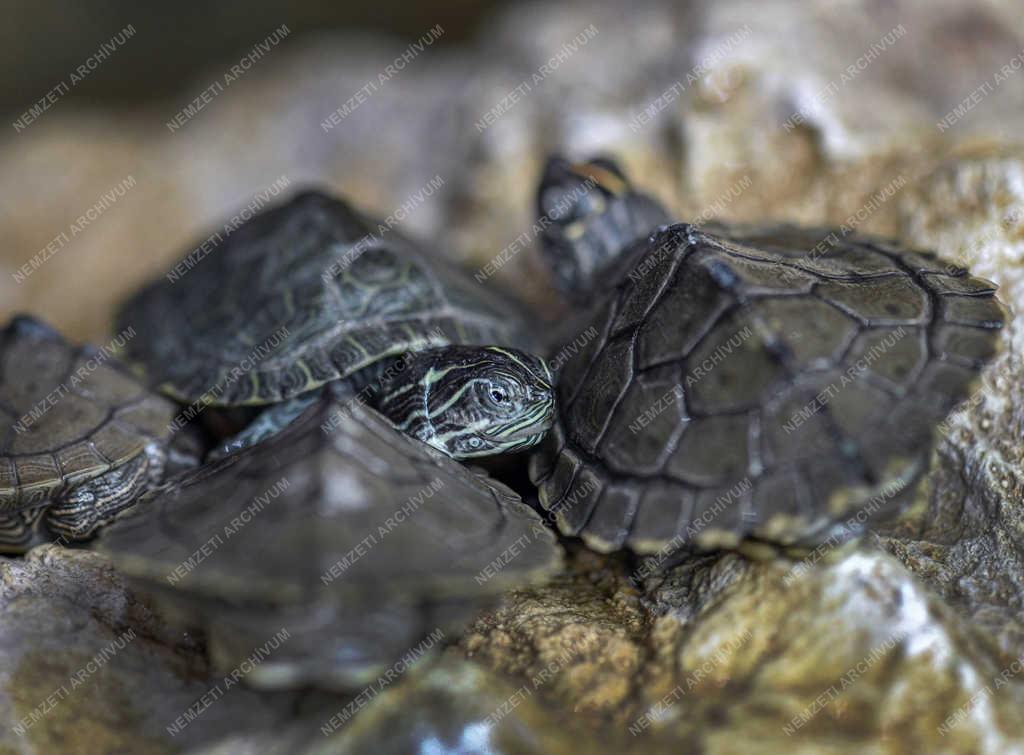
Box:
116, 190, 533, 407
531, 223, 1006, 553
100, 397, 561, 689
0, 316, 177, 510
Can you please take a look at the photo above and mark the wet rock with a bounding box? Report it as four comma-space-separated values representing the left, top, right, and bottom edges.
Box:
320, 654, 590, 755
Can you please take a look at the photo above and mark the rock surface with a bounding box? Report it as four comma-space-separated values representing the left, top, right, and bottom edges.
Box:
460, 545, 1024, 754
188, 654, 597, 755
874, 148, 1024, 664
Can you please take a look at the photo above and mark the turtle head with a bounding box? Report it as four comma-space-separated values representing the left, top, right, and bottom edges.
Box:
537, 155, 671, 300
375, 345, 555, 459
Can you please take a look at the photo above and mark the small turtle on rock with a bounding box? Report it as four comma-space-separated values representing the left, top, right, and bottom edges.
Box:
530, 156, 1006, 553
0, 316, 197, 552
116, 190, 555, 460
85, 160, 1003, 703
94, 189, 562, 691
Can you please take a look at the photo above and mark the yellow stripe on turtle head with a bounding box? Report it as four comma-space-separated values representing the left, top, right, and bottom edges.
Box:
569, 161, 628, 197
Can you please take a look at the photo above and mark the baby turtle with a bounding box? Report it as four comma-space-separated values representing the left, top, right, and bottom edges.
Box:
538, 156, 670, 301
0, 316, 195, 552
116, 190, 554, 459
100, 397, 560, 690
530, 157, 1006, 552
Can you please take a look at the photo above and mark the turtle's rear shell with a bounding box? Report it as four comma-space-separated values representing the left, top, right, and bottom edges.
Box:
100, 398, 560, 689
531, 223, 1006, 552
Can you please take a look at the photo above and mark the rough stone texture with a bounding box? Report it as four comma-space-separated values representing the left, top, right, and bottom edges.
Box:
0, 545, 328, 755
878, 427, 1024, 667
459, 545, 1024, 754
174, 537, 1024, 754
462, 547, 648, 718
871, 148, 1024, 665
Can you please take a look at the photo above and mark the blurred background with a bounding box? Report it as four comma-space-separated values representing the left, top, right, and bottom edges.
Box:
2, 0, 1023, 344
0, 1, 501, 109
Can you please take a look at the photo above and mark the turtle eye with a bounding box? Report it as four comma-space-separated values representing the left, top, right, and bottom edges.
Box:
482, 380, 517, 409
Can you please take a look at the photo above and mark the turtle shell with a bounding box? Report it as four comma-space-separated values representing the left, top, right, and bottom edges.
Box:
100, 397, 561, 690
530, 223, 1006, 553
116, 190, 533, 407
0, 316, 178, 511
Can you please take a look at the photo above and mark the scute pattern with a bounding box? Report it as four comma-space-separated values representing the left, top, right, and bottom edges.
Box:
532, 223, 1006, 552
116, 191, 532, 406
0, 317, 177, 509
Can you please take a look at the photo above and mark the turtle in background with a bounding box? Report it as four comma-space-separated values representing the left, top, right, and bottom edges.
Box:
0, 316, 199, 553
116, 190, 555, 461
100, 396, 561, 690
530, 155, 1006, 553
538, 156, 670, 301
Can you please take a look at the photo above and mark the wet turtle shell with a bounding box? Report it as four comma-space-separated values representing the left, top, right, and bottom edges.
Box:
100, 397, 560, 690
530, 222, 1006, 553
116, 190, 533, 407
0, 316, 181, 550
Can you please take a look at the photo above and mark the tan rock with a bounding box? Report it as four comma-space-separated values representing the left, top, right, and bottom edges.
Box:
458, 546, 1024, 753
873, 146, 1024, 664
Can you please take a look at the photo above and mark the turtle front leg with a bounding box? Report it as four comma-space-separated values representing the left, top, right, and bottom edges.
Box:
210, 392, 321, 460
45, 444, 165, 543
